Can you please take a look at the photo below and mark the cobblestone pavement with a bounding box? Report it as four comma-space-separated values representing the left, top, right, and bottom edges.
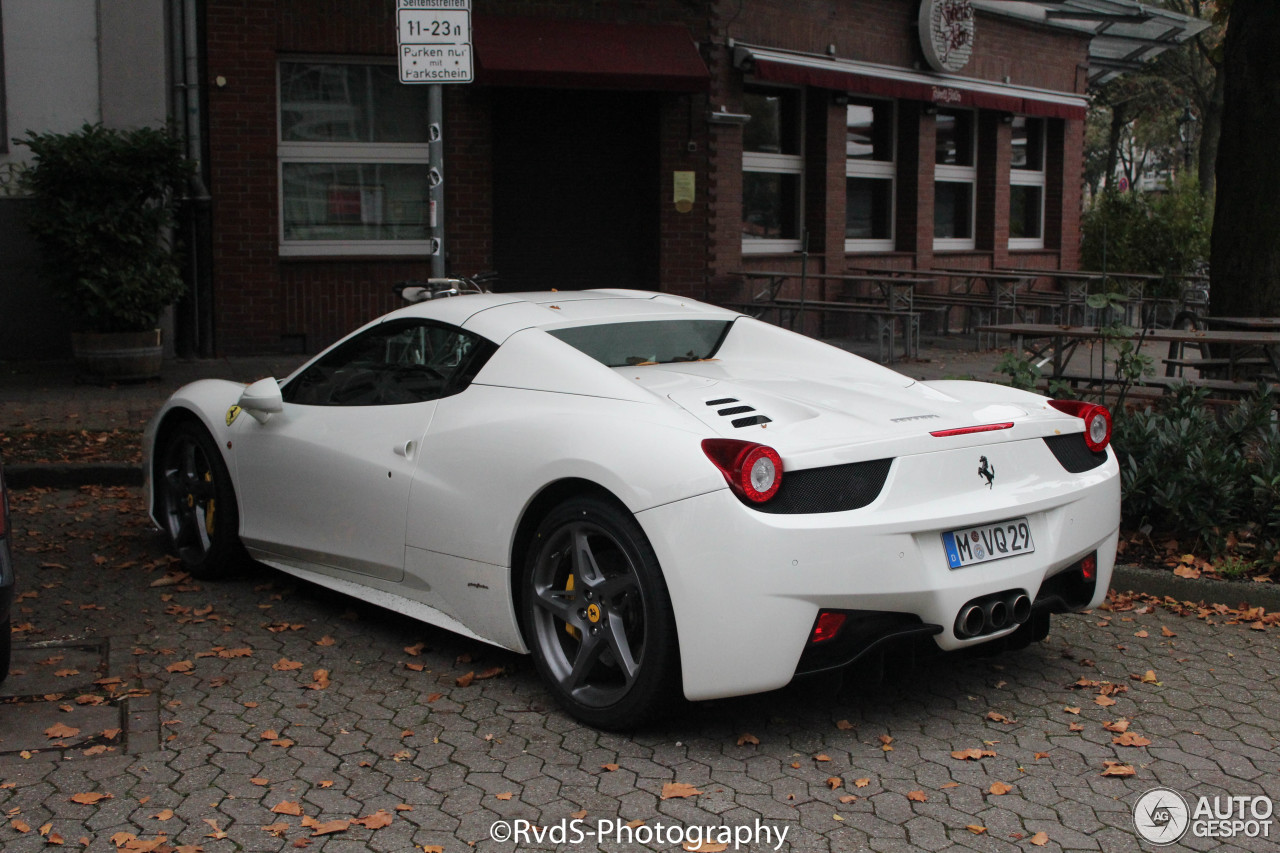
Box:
2, 487, 1279, 853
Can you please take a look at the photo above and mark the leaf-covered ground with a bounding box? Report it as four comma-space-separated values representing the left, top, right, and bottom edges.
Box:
0, 430, 142, 465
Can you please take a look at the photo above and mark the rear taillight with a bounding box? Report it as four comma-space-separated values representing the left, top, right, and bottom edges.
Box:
701, 439, 783, 503
1048, 399, 1112, 452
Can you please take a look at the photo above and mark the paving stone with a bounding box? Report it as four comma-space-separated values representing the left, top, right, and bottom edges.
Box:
3, 486, 1280, 850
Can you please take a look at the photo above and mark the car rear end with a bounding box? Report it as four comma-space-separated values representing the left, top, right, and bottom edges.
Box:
638, 388, 1120, 702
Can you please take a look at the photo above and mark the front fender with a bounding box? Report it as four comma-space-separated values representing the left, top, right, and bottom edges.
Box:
144, 379, 257, 527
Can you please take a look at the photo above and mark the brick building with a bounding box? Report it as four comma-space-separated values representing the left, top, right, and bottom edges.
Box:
195, 0, 1181, 355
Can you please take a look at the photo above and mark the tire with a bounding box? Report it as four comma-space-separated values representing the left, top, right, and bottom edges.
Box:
521, 497, 681, 730
157, 421, 246, 580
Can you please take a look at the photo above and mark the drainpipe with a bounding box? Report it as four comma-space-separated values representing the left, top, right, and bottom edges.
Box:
171, 0, 214, 357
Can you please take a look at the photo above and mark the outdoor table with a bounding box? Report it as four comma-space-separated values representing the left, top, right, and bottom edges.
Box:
976, 322, 1280, 391
732, 270, 933, 361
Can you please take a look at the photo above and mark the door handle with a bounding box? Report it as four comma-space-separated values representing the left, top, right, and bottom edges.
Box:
393, 440, 415, 459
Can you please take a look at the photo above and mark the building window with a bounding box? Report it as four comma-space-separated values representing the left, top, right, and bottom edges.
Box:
278, 60, 435, 257
742, 86, 803, 252
934, 108, 976, 250
845, 98, 895, 251
1009, 116, 1045, 249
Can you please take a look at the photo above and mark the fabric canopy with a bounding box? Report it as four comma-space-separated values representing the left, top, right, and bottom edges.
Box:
474, 16, 709, 91
734, 45, 1087, 121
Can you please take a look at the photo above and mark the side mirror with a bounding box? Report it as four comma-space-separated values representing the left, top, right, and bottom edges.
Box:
238, 377, 283, 424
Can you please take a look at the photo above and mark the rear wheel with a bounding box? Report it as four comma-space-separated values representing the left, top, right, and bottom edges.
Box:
522, 497, 680, 729
158, 421, 245, 580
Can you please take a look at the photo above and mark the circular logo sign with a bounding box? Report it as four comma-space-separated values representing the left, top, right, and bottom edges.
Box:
918, 0, 976, 73
1133, 788, 1190, 845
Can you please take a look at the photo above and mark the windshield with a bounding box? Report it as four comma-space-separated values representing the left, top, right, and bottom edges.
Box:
548, 319, 734, 367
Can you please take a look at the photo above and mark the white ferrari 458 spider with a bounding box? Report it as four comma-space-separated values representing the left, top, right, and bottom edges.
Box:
146, 288, 1119, 728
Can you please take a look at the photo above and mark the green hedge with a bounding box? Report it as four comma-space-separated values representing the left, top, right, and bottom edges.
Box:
1111, 386, 1280, 565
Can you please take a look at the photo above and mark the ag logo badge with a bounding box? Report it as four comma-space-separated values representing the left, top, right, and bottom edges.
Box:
226, 405, 242, 426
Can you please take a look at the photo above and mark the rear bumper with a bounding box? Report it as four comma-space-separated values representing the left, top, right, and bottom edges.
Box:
638, 438, 1120, 702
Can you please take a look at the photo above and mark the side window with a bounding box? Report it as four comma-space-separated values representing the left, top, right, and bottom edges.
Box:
283, 319, 495, 406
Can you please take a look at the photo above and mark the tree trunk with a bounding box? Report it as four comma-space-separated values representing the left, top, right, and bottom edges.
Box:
1105, 105, 1127, 190
1210, 0, 1280, 317
1197, 69, 1223, 198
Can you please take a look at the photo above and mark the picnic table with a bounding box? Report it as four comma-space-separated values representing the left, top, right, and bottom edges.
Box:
730, 270, 932, 362
976, 322, 1280, 396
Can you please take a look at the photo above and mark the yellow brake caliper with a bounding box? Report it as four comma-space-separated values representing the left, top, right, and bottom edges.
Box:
203, 471, 215, 534
564, 574, 580, 640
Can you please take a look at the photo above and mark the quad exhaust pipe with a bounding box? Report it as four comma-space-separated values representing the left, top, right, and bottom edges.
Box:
955, 591, 1032, 639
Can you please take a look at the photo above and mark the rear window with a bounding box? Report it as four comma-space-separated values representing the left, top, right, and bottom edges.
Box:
548, 320, 734, 367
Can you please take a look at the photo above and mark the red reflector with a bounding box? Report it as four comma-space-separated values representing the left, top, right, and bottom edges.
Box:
811, 611, 847, 643
929, 422, 1014, 437
1081, 554, 1097, 582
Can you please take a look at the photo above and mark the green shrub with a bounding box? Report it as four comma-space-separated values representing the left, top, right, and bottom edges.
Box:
18, 123, 192, 333
1080, 180, 1211, 296
1112, 385, 1280, 559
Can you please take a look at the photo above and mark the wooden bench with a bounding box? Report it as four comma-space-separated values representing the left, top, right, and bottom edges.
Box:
1054, 371, 1272, 397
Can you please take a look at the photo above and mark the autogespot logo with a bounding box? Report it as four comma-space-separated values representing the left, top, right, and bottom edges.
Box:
1134, 788, 1190, 845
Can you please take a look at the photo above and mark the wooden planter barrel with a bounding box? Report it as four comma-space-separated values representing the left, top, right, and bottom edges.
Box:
70, 329, 163, 381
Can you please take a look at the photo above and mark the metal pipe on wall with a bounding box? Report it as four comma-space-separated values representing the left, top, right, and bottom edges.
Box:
170, 0, 214, 357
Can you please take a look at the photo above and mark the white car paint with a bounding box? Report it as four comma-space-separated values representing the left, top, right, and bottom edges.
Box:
146, 289, 1120, 710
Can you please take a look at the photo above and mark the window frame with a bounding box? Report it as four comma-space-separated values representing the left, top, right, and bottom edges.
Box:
844, 97, 896, 253
277, 57, 435, 258
933, 108, 977, 252
741, 84, 805, 254
1008, 116, 1046, 250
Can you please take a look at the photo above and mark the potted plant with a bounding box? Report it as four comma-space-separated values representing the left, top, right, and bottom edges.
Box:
18, 123, 192, 380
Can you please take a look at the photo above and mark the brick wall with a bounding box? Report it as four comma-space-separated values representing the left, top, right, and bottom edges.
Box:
203, 0, 1090, 354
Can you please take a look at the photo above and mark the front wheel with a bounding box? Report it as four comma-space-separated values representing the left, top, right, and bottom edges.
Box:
522, 497, 680, 729
157, 421, 245, 580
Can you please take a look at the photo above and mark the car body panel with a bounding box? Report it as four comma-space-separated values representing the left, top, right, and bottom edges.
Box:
232, 399, 438, 583
0, 460, 14, 634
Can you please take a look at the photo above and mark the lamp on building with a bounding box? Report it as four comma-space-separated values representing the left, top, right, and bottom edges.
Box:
708, 108, 752, 126
1176, 104, 1197, 171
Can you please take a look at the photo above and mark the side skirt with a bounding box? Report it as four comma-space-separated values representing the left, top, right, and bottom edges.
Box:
250, 551, 526, 654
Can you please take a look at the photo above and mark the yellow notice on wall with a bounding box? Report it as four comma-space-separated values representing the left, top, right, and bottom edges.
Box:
673, 171, 695, 213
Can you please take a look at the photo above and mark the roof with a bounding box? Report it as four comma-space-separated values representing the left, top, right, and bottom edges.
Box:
391, 290, 738, 344
973, 0, 1212, 85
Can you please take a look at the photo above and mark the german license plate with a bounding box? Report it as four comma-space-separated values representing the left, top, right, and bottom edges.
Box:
942, 517, 1035, 570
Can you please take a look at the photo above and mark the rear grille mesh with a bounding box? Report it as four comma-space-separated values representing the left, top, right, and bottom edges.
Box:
757, 458, 894, 514
1043, 434, 1108, 473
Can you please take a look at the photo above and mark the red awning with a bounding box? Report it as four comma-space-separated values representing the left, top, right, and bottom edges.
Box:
734, 46, 1086, 121
474, 17, 709, 91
